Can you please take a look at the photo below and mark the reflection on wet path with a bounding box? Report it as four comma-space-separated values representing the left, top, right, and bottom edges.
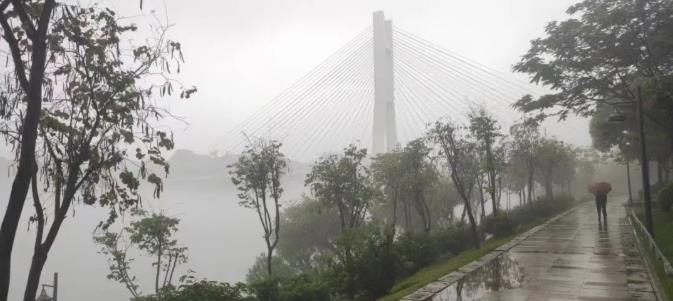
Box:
402, 200, 658, 301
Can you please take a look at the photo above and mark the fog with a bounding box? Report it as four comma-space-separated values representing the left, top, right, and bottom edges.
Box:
0, 1, 604, 300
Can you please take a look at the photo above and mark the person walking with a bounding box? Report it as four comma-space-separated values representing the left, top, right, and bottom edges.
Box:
589, 182, 612, 224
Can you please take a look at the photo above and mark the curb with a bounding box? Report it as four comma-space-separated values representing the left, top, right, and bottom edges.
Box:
400, 201, 584, 301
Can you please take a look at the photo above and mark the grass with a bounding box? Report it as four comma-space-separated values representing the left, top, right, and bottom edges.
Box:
634, 205, 673, 299
377, 218, 552, 301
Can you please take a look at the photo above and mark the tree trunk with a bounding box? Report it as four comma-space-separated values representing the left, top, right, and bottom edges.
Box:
266, 247, 273, 276
464, 200, 481, 249
0, 3, 55, 299
21, 249, 47, 301
155, 242, 162, 294
545, 178, 553, 201
477, 176, 486, 219
527, 174, 534, 207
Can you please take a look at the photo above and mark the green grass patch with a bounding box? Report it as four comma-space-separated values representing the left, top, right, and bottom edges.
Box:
635, 205, 673, 299
377, 216, 557, 301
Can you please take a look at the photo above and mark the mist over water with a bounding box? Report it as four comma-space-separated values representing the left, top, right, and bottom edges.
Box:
0, 151, 309, 301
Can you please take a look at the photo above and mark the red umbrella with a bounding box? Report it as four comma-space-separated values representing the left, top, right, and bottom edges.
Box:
589, 182, 612, 195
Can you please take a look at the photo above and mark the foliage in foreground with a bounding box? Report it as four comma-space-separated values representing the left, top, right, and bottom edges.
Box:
137, 280, 254, 301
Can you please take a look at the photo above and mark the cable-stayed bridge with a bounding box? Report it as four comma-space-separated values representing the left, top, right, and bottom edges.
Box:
220, 11, 546, 159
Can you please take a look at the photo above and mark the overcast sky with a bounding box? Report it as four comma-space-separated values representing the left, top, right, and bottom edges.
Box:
78, 0, 588, 155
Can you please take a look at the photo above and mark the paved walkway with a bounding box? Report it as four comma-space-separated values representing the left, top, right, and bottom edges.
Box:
403, 199, 659, 301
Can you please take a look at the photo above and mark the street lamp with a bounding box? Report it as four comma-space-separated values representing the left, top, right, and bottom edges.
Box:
608, 86, 654, 235
35, 273, 57, 301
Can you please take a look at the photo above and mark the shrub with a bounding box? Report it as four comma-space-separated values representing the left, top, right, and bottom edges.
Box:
395, 232, 438, 276
324, 225, 397, 300
249, 273, 329, 301
279, 273, 330, 301
139, 280, 255, 301
433, 225, 474, 255
482, 214, 515, 237
657, 182, 673, 211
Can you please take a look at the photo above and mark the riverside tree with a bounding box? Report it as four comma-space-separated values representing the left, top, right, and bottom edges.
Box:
94, 210, 188, 298
469, 108, 503, 217
399, 139, 436, 234
230, 139, 287, 277
427, 121, 481, 248
305, 145, 373, 233
508, 119, 540, 206
1, 4, 194, 301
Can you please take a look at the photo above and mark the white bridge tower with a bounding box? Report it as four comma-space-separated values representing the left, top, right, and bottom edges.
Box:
372, 11, 398, 154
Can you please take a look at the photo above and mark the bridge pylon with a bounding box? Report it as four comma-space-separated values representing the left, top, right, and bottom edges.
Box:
372, 11, 398, 154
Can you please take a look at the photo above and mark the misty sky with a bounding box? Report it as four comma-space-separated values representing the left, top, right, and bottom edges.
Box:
0, 1, 600, 300
90, 0, 590, 156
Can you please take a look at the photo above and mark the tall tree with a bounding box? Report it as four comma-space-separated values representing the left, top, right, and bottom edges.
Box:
0, 1, 57, 299
509, 120, 540, 206
370, 150, 404, 230
535, 138, 573, 201
1, 5, 193, 300
428, 121, 481, 248
305, 145, 372, 233
400, 139, 436, 234
230, 139, 287, 277
513, 0, 673, 169
469, 108, 503, 216
513, 0, 673, 122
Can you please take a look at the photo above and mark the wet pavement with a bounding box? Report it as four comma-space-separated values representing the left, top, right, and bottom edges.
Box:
402, 199, 659, 301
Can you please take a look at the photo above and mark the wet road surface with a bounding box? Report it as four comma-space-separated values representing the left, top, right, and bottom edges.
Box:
402, 199, 659, 301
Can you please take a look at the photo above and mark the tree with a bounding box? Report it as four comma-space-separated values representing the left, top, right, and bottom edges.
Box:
0, 5, 193, 300
230, 139, 287, 278
427, 121, 481, 248
93, 210, 188, 298
370, 150, 404, 230
590, 102, 671, 183
246, 254, 297, 285
370, 140, 438, 234
513, 0, 673, 121
469, 108, 503, 216
509, 120, 540, 206
324, 225, 397, 300
276, 197, 341, 272
535, 138, 573, 201
0, 1, 57, 299
399, 139, 436, 233
137, 280, 254, 301
305, 145, 372, 233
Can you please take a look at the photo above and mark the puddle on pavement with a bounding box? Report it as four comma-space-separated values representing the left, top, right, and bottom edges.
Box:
430, 253, 527, 301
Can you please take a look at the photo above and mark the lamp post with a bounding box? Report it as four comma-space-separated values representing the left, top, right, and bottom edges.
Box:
626, 159, 633, 206
635, 86, 654, 235
35, 273, 57, 301
609, 86, 654, 235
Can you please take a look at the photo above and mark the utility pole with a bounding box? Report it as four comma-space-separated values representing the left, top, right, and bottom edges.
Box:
636, 86, 654, 235
372, 11, 398, 153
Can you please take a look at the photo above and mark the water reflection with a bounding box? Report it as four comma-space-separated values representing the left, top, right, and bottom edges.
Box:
431, 253, 526, 301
